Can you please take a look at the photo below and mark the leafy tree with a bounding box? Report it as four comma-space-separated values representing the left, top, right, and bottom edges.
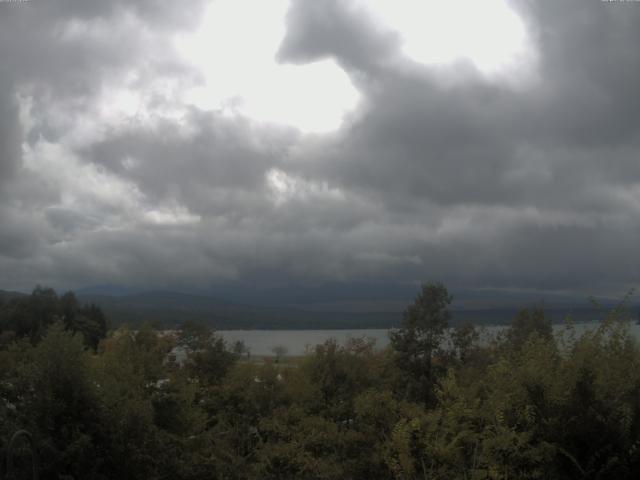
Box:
301, 337, 379, 421
390, 281, 452, 404
177, 321, 237, 386
232, 339, 250, 358
4, 284, 640, 479
0, 286, 59, 342
60, 292, 108, 349
25, 322, 106, 479
94, 324, 196, 479
252, 406, 344, 480
450, 321, 480, 363
271, 345, 288, 363
505, 306, 553, 351
0, 287, 107, 349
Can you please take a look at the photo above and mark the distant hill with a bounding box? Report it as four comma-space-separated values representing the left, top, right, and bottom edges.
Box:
0, 289, 27, 303
75, 284, 146, 297
76, 290, 400, 330
2, 285, 636, 330
74, 288, 639, 330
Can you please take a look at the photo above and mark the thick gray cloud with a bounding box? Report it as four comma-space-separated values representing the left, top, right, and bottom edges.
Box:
0, 0, 639, 298
85, 111, 299, 211
277, 0, 400, 75
0, 85, 21, 188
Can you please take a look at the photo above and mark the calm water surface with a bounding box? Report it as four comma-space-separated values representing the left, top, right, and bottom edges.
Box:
219, 322, 640, 356
219, 329, 391, 356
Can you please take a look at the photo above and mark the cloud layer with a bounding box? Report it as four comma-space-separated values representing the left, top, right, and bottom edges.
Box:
1, 0, 639, 297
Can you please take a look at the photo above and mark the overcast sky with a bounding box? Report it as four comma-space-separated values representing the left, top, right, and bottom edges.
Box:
0, 0, 639, 297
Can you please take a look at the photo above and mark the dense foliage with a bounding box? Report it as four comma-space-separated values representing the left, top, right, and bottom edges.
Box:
1, 284, 640, 479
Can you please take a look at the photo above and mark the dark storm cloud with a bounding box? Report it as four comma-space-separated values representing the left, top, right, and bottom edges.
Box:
279, 0, 640, 210
84, 110, 299, 213
0, 0, 207, 287
0, 0, 205, 191
274, 0, 640, 292
516, 0, 640, 142
1, 0, 639, 295
0, 0, 202, 93
277, 0, 400, 74
0, 85, 21, 189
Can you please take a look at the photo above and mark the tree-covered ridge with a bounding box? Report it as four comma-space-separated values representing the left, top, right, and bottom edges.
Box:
0, 283, 639, 479
0, 286, 107, 349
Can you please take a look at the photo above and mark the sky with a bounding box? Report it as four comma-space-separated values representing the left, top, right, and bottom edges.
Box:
0, 0, 639, 300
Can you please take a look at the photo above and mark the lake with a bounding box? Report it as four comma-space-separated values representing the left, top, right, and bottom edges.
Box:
219, 329, 390, 356
218, 321, 640, 356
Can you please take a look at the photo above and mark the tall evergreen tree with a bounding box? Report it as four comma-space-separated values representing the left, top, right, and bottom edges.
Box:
390, 281, 452, 404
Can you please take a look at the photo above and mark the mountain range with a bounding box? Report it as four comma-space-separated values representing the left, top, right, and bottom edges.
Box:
3, 284, 637, 329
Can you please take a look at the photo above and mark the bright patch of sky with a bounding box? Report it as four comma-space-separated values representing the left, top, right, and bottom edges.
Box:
175, 0, 360, 133
266, 168, 345, 206
175, 0, 534, 133
364, 0, 535, 78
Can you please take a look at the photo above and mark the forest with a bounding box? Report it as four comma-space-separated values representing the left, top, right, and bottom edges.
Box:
1, 283, 640, 479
